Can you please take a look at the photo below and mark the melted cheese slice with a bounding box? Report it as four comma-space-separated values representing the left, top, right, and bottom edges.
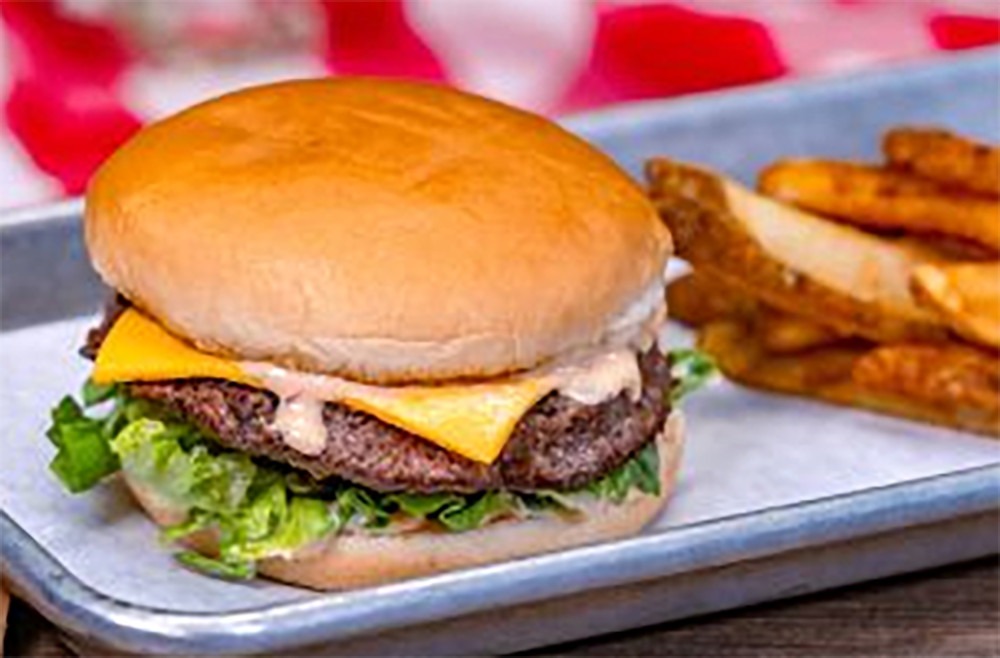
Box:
92, 309, 551, 463
341, 380, 548, 463
93, 310, 259, 387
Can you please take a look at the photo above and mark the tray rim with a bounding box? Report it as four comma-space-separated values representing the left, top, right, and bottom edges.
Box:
559, 47, 999, 138
2, 47, 999, 654
3, 464, 998, 654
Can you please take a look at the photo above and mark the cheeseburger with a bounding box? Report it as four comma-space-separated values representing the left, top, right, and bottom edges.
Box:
46, 79, 712, 589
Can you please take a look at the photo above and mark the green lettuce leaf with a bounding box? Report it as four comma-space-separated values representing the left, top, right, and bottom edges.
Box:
586, 441, 660, 503
109, 416, 336, 578
111, 418, 257, 512
224, 491, 335, 564
437, 491, 518, 531
336, 487, 392, 528
383, 492, 460, 518
46, 393, 122, 493
175, 550, 255, 580
669, 348, 716, 403
82, 379, 118, 407
519, 489, 584, 513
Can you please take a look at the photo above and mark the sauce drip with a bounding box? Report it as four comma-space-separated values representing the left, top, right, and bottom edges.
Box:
546, 349, 642, 405
272, 396, 327, 455
242, 345, 647, 459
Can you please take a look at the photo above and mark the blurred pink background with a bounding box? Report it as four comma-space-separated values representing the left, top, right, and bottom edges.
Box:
1, 0, 998, 210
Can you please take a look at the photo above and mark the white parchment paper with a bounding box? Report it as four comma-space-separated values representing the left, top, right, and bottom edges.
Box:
2, 317, 998, 613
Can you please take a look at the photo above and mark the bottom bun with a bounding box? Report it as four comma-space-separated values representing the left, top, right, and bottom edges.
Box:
125, 412, 684, 590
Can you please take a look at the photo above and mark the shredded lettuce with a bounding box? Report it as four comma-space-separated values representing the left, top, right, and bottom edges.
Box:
108, 417, 335, 577
669, 348, 717, 403
46, 348, 711, 579
81, 379, 118, 407
46, 395, 123, 493
585, 441, 661, 503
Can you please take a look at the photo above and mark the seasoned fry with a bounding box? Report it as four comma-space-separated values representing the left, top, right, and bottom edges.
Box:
758, 160, 1000, 250
667, 272, 846, 353
755, 310, 846, 354
646, 158, 948, 344
698, 320, 860, 390
897, 234, 998, 262
698, 320, 999, 436
884, 127, 1000, 196
853, 342, 1000, 422
912, 261, 1000, 349
666, 272, 756, 327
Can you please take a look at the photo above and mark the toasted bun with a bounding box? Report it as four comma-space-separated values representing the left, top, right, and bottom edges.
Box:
125, 414, 683, 590
86, 78, 671, 383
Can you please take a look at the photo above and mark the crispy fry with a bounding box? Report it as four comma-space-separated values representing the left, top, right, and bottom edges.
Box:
853, 342, 1000, 420
668, 272, 846, 352
698, 320, 999, 436
646, 158, 948, 344
884, 126, 1000, 196
666, 272, 756, 327
912, 261, 1000, 349
755, 309, 846, 354
698, 319, 865, 392
758, 160, 1000, 250
896, 234, 998, 262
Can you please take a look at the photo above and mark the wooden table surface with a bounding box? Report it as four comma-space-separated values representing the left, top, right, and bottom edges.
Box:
5, 557, 998, 657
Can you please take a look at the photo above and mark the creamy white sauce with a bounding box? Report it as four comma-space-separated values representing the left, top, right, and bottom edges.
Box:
545, 349, 643, 404
242, 346, 649, 456
603, 276, 669, 353
273, 396, 327, 455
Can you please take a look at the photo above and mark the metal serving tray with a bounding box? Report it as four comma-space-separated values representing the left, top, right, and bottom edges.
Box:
2, 50, 999, 656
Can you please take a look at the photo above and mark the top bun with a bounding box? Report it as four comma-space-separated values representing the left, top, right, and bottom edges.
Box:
86, 78, 671, 383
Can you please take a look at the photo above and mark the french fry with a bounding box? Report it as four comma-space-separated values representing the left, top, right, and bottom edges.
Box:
646, 158, 948, 344
912, 261, 1000, 349
758, 160, 1000, 250
884, 127, 1000, 197
852, 342, 1000, 424
698, 319, 999, 436
698, 320, 861, 393
666, 272, 756, 327
897, 234, 998, 262
668, 272, 847, 353
755, 309, 847, 354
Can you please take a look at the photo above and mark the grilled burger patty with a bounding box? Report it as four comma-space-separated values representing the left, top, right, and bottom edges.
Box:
86, 298, 672, 493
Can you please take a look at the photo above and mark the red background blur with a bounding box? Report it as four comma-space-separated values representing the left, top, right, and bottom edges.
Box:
1, 0, 998, 209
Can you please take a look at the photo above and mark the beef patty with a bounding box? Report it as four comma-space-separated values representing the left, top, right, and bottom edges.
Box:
86, 297, 673, 493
